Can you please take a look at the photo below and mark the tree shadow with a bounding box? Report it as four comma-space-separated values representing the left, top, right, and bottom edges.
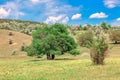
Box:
28, 58, 76, 62
55, 58, 76, 60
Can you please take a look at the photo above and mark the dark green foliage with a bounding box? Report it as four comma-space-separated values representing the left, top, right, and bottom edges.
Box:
100, 22, 110, 30
25, 45, 36, 56
26, 23, 78, 59
70, 49, 81, 56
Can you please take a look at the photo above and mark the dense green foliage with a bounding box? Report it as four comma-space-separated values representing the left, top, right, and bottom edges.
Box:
26, 23, 79, 59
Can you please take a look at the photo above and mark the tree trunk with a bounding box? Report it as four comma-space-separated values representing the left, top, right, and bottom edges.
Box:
46, 54, 55, 60
92, 57, 104, 65
115, 41, 117, 44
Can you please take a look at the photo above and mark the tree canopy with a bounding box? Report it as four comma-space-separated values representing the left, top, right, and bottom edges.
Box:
26, 23, 80, 60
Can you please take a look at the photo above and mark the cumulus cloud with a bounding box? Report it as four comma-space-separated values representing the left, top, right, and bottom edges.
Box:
71, 13, 82, 20
45, 14, 69, 24
0, 0, 80, 21
104, 0, 120, 8
89, 12, 108, 19
0, 1, 25, 19
117, 18, 120, 21
0, 7, 10, 18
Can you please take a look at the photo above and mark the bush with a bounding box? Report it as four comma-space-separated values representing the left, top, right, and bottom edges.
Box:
21, 43, 26, 51
70, 49, 81, 56
9, 32, 13, 36
87, 27, 108, 65
110, 30, 120, 43
9, 39, 13, 44
77, 31, 93, 46
25, 45, 36, 56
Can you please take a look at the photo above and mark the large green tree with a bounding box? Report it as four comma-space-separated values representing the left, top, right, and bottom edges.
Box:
26, 23, 80, 60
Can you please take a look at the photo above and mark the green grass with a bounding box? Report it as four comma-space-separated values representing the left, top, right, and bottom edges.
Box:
0, 58, 120, 80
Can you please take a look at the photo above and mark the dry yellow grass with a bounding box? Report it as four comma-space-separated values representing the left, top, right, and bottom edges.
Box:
0, 30, 32, 57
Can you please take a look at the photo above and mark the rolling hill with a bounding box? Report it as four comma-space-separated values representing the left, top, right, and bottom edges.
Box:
0, 29, 32, 58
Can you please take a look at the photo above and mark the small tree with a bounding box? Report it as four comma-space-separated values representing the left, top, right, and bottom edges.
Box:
26, 23, 80, 60
87, 27, 108, 65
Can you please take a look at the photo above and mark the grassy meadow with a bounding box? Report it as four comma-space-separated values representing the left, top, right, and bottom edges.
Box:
0, 57, 120, 80
0, 20, 120, 80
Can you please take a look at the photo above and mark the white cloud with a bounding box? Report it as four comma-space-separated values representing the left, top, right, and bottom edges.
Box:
0, 7, 10, 18
89, 12, 108, 19
0, 1, 24, 19
61, 16, 69, 23
104, 0, 120, 8
31, 0, 40, 4
0, 0, 80, 22
71, 13, 82, 20
111, 21, 120, 26
117, 18, 120, 21
31, 0, 50, 4
45, 14, 69, 24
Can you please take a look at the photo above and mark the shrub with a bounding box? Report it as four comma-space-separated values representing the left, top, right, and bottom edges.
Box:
11, 50, 17, 55
21, 43, 26, 51
9, 32, 13, 36
70, 49, 81, 56
87, 27, 108, 65
77, 31, 93, 46
25, 45, 36, 56
9, 39, 13, 44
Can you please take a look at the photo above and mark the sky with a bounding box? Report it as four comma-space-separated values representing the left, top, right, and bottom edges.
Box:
0, 0, 120, 26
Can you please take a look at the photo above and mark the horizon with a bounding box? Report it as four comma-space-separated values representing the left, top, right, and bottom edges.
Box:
0, 0, 120, 26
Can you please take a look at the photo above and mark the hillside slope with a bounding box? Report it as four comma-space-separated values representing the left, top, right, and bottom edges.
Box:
0, 30, 32, 58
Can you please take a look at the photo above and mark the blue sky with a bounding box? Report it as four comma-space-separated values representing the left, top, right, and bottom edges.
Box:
0, 0, 120, 25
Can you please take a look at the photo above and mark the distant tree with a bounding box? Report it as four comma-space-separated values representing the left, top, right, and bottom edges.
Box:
26, 23, 80, 60
110, 30, 120, 43
107, 24, 111, 29
100, 22, 109, 30
77, 31, 93, 46
78, 25, 83, 30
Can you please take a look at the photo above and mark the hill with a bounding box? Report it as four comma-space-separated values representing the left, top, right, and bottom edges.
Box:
0, 19, 47, 35
0, 29, 32, 58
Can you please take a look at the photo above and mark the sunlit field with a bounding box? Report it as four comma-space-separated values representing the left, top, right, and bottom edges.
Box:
0, 57, 120, 80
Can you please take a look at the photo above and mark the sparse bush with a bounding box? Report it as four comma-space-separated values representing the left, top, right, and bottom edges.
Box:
21, 43, 26, 51
11, 50, 17, 55
9, 32, 13, 36
86, 27, 108, 65
77, 31, 93, 46
9, 39, 13, 44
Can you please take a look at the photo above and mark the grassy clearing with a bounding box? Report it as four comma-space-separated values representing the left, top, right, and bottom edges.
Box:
0, 58, 120, 80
